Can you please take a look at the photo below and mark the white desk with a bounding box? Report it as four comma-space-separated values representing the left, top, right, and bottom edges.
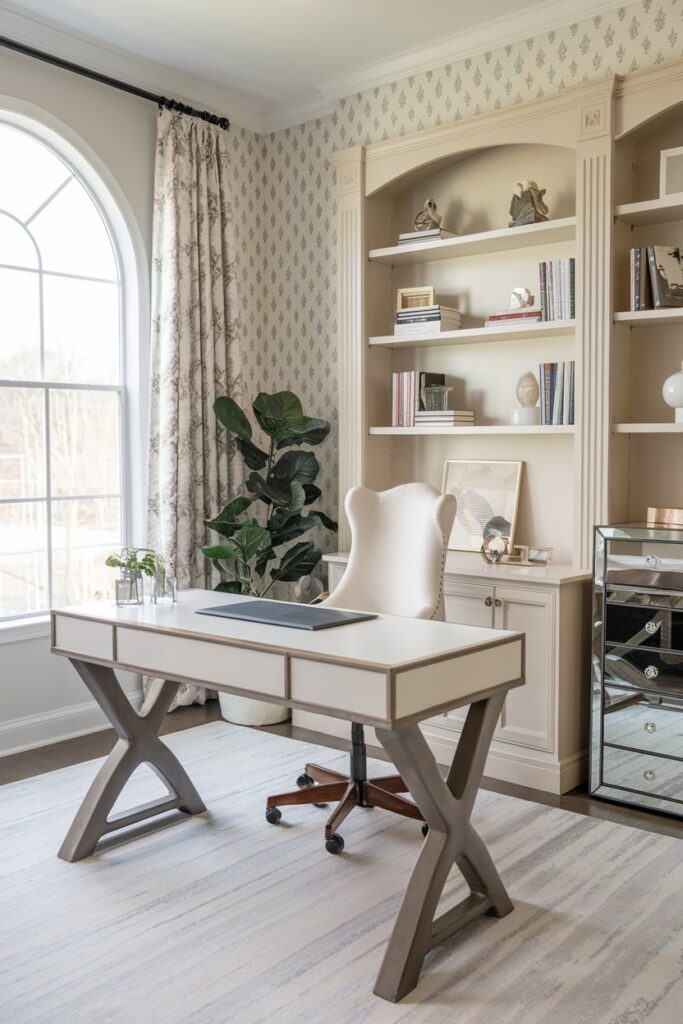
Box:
51, 589, 524, 1002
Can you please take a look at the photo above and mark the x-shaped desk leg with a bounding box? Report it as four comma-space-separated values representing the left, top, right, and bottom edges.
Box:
373, 692, 512, 1002
59, 659, 206, 862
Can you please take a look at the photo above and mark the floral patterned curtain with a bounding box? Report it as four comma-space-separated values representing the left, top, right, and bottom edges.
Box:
144, 109, 243, 709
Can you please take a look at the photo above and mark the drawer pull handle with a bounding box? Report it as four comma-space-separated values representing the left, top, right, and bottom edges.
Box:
646, 555, 660, 568
643, 770, 656, 782
645, 621, 661, 635
644, 722, 657, 734
645, 665, 659, 680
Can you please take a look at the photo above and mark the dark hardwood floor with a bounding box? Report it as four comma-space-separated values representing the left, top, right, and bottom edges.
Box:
2, 700, 682, 841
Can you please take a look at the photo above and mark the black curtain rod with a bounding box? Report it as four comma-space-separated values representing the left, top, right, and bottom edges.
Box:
0, 34, 230, 129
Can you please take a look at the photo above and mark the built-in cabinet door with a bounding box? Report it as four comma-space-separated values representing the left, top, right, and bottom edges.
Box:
443, 580, 495, 729
493, 585, 555, 752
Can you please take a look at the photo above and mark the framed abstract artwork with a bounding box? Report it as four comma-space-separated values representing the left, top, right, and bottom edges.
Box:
441, 460, 523, 552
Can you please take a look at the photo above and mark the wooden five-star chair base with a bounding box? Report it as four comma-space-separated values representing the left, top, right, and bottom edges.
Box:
265, 722, 425, 854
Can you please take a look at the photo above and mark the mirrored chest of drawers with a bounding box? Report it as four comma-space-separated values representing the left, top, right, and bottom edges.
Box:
591, 524, 683, 816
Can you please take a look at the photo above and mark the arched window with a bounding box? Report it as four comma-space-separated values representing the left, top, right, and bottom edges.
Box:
0, 121, 127, 620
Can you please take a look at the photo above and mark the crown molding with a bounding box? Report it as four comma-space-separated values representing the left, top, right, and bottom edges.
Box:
314, 0, 623, 102
0, 3, 268, 134
262, 94, 335, 134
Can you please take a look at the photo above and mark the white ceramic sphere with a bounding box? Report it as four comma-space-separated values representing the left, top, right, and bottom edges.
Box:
662, 361, 683, 413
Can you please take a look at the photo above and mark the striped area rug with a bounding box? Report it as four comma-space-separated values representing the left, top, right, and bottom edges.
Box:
2, 721, 683, 1024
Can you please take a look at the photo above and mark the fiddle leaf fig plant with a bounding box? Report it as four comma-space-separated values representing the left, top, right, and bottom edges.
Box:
202, 390, 337, 597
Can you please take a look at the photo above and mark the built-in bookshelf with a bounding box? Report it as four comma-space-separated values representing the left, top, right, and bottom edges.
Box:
369, 320, 576, 348
370, 425, 575, 436
368, 216, 577, 266
612, 423, 683, 434
614, 193, 683, 226
614, 309, 683, 327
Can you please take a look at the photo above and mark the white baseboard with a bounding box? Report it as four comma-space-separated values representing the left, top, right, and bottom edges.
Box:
0, 689, 143, 757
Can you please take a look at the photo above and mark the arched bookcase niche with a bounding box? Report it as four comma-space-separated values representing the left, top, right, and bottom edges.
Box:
331, 77, 617, 566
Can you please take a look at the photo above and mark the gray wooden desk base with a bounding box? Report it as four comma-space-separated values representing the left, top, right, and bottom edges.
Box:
58, 660, 206, 862
374, 692, 512, 1001
58, 661, 512, 1002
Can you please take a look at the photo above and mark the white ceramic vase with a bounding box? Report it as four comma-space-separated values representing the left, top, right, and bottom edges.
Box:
662, 361, 683, 423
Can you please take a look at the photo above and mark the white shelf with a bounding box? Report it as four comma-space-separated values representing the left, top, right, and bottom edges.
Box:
369, 320, 575, 348
368, 216, 577, 266
614, 193, 683, 226
612, 423, 683, 434
370, 425, 575, 436
614, 308, 683, 326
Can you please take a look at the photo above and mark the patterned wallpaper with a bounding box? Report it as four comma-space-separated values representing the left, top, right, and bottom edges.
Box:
233, 0, 683, 555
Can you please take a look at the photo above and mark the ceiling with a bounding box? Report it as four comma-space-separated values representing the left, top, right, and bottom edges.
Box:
0, 0, 619, 132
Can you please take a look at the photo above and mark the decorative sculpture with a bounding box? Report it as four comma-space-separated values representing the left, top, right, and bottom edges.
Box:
509, 180, 549, 227
662, 360, 683, 423
510, 287, 535, 310
512, 371, 540, 426
414, 198, 442, 231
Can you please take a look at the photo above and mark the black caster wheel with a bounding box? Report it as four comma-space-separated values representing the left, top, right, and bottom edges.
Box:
325, 833, 345, 855
265, 807, 282, 825
313, 802, 328, 808
297, 773, 313, 788
421, 823, 429, 837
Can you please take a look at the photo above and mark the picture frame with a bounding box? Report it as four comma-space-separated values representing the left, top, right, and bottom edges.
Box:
442, 459, 523, 552
660, 147, 683, 198
396, 286, 435, 311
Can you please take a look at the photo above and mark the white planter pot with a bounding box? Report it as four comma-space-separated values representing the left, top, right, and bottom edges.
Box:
217, 690, 290, 727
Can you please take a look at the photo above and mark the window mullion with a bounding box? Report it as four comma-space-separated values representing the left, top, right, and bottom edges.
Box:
44, 388, 53, 609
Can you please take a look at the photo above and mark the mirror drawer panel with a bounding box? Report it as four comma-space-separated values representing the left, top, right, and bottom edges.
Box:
603, 746, 683, 802
604, 602, 683, 652
603, 692, 683, 757
604, 646, 683, 694
116, 627, 285, 697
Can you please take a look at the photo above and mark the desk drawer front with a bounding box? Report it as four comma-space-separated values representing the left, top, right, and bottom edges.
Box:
53, 615, 113, 661
290, 658, 387, 720
116, 627, 285, 697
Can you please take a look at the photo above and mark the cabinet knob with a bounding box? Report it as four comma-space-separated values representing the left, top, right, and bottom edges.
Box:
643, 769, 656, 782
644, 722, 656, 734
645, 665, 659, 680
645, 620, 661, 635
484, 596, 493, 607
646, 554, 660, 569
494, 598, 502, 607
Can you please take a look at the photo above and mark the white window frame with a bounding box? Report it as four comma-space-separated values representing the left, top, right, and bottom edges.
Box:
0, 100, 149, 643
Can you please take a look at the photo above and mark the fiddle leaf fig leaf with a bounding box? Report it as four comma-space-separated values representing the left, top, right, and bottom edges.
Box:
270, 513, 316, 548
269, 541, 321, 583
236, 437, 268, 470
254, 545, 275, 576
215, 580, 243, 594
252, 391, 329, 449
246, 471, 291, 506
286, 481, 306, 515
303, 484, 321, 506
231, 523, 269, 563
306, 509, 338, 532
271, 450, 319, 485
201, 543, 237, 562
214, 396, 252, 440
205, 496, 252, 538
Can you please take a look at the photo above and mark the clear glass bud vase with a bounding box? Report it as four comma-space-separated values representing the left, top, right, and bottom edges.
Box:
115, 568, 143, 606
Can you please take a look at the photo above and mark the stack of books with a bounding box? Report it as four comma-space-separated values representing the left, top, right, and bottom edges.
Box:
398, 227, 457, 245
394, 305, 461, 336
539, 361, 575, 424
415, 410, 474, 427
630, 244, 683, 310
484, 308, 543, 327
538, 258, 575, 321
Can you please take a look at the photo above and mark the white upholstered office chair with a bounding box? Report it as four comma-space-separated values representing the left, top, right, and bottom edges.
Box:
265, 483, 457, 853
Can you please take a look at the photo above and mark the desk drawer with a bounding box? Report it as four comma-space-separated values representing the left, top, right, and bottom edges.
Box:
603, 746, 683, 801
53, 615, 113, 661
116, 627, 285, 697
290, 658, 387, 720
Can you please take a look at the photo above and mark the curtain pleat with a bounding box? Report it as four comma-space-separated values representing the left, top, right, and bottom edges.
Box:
144, 110, 243, 710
